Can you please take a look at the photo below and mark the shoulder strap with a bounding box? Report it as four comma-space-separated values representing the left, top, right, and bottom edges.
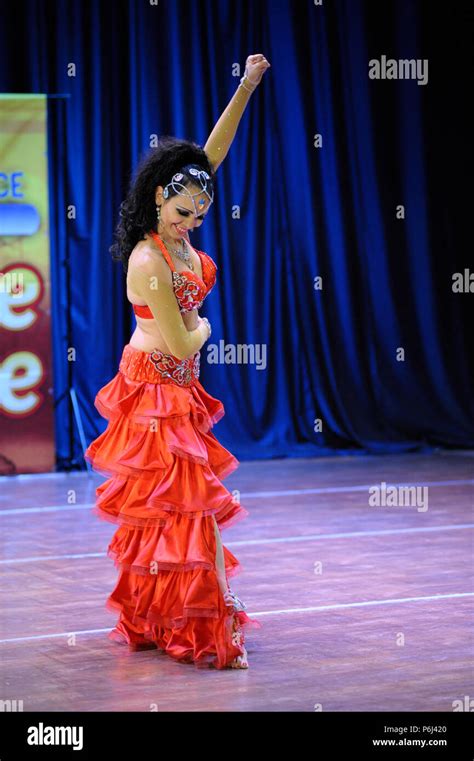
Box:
149, 231, 175, 271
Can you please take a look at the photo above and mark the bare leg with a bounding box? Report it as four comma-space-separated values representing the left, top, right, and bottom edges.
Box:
212, 516, 249, 668
213, 515, 228, 595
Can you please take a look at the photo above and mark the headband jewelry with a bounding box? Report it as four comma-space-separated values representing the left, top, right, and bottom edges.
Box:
162, 165, 214, 216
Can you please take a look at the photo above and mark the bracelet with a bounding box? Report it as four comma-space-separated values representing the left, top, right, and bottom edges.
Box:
201, 317, 211, 337
239, 73, 257, 93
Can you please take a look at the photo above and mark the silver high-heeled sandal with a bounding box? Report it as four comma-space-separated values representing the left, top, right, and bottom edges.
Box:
229, 645, 249, 668
229, 609, 249, 668
223, 589, 247, 612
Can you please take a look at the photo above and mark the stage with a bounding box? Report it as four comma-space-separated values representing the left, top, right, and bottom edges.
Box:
1, 451, 472, 712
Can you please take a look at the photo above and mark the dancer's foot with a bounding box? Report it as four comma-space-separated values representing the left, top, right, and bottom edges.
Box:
229, 645, 249, 669
227, 607, 249, 668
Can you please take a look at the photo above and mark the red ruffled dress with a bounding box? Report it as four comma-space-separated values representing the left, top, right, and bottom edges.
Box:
84, 231, 262, 669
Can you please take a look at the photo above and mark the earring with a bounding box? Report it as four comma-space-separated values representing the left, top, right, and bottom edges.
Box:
156, 204, 161, 228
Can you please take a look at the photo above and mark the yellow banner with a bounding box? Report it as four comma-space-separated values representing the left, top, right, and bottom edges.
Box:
0, 94, 55, 474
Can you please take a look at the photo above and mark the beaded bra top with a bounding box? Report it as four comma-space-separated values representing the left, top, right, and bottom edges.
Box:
131, 230, 217, 318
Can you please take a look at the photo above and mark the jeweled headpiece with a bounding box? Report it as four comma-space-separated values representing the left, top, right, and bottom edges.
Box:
163, 164, 214, 216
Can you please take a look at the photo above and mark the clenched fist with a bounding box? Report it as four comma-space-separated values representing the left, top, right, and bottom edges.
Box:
244, 54, 271, 87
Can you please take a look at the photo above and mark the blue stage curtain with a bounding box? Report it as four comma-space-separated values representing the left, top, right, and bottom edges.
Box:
0, 0, 471, 466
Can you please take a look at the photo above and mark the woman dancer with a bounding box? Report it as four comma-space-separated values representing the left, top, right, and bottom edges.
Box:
85, 54, 271, 669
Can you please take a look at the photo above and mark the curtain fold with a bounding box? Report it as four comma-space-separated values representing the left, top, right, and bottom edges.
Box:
0, 0, 471, 467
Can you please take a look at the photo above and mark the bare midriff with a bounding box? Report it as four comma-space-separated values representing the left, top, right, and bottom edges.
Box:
127, 235, 201, 355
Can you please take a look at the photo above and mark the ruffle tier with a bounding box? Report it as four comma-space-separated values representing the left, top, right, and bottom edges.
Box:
105, 564, 261, 669
84, 344, 262, 669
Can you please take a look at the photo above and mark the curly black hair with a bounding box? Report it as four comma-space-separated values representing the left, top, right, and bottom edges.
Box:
109, 136, 216, 274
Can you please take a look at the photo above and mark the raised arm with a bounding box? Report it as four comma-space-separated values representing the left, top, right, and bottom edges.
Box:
204, 53, 271, 172
129, 254, 210, 360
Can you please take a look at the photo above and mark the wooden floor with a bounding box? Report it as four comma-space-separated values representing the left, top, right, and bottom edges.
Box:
0, 451, 473, 712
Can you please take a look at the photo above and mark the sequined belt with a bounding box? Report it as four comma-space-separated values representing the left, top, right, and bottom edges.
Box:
149, 348, 200, 386
119, 344, 200, 386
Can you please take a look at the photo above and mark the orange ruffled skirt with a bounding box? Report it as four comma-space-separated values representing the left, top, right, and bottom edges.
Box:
84, 343, 262, 669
